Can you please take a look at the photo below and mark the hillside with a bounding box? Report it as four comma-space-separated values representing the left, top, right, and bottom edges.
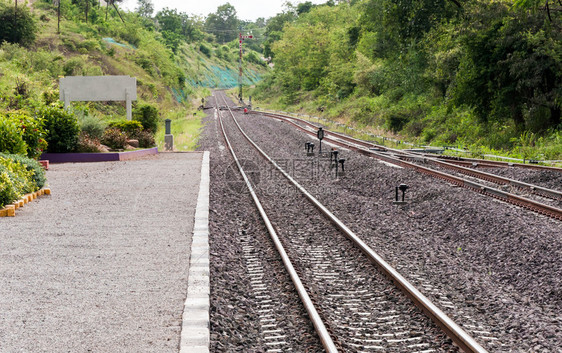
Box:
251, 0, 562, 162
0, 0, 267, 150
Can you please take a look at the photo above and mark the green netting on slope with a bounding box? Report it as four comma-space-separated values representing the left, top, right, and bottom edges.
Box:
171, 88, 188, 103
188, 65, 262, 89
102, 38, 136, 49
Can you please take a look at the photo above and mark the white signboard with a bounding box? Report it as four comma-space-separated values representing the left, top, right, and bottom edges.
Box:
59, 75, 137, 120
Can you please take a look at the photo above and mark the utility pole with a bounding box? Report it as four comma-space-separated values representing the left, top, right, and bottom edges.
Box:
238, 30, 253, 104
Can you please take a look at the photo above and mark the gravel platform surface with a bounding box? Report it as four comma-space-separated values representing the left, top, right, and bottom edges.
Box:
0, 153, 202, 353
234, 110, 562, 352
199, 95, 324, 352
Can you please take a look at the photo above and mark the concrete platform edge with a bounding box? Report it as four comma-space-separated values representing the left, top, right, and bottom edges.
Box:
180, 151, 210, 353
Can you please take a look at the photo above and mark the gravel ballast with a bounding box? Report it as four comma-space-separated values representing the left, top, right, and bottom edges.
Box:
218, 104, 459, 352
199, 95, 325, 352
0, 153, 202, 353
231, 108, 562, 352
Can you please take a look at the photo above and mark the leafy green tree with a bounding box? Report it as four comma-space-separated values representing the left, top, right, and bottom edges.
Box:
452, 2, 561, 131
155, 8, 203, 50
263, 9, 297, 59
271, 5, 355, 100
205, 3, 239, 43
297, 1, 315, 14
136, 0, 154, 18
0, 2, 36, 46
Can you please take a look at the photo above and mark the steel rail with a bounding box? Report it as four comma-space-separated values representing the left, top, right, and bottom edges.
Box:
260, 111, 562, 172
215, 99, 339, 353
432, 154, 562, 171
260, 112, 562, 220
263, 112, 562, 200
222, 94, 489, 353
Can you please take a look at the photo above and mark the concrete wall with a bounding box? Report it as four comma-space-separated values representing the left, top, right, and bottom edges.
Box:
59, 75, 137, 119
59, 75, 136, 102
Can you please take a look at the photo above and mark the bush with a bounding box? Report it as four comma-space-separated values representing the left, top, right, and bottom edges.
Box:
76, 133, 103, 153
0, 115, 27, 156
5, 111, 47, 159
0, 3, 36, 46
78, 113, 107, 140
63, 56, 86, 76
39, 106, 80, 153
101, 128, 127, 150
0, 156, 35, 208
132, 104, 159, 132
199, 43, 211, 57
133, 129, 156, 148
0, 152, 46, 189
0, 166, 19, 208
108, 120, 143, 137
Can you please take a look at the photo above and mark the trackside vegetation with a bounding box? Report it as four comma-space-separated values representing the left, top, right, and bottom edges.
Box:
251, 0, 561, 162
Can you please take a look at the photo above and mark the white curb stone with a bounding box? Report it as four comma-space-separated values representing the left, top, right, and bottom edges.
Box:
180, 151, 210, 353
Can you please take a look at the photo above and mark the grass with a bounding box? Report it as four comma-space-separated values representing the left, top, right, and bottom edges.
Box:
155, 107, 204, 151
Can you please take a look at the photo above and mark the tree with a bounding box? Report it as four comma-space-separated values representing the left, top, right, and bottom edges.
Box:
155, 8, 203, 51
263, 9, 297, 59
205, 3, 239, 43
452, 2, 561, 131
71, 0, 98, 23
136, 0, 153, 18
105, 0, 125, 22
297, 1, 314, 15
0, 2, 36, 46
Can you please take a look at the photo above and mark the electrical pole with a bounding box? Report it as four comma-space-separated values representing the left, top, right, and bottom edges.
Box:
238, 30, 253, 104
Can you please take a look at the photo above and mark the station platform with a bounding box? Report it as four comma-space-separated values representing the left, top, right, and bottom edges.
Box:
0, 152, 210, 353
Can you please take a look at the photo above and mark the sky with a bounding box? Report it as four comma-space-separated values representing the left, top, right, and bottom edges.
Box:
119, 0, 327, 22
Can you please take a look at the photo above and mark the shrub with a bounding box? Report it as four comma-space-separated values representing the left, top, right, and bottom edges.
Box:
39, 106, 80, 153
63, 56, 85, 76
199, 43, 211, 57
0, 3, 36, 46
132, 104, 159, 132
78, 114, 107, 140
101, 128, 127, 150
5, 111, 47, 159
0, 153, 46, 189
0, 166, 19, 208
76, 133, 103, 153
0, 115, 27, 156
108, 120, 143, 137
0, 156, 35, 208
132, 129, 156, 148
42, 89, 59, 105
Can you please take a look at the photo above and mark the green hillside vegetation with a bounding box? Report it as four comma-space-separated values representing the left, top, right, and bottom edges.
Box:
0, 0, 267, 151
251, 0, 562, 162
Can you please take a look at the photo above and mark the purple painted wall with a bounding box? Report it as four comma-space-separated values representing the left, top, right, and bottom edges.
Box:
41, 148, 158, 163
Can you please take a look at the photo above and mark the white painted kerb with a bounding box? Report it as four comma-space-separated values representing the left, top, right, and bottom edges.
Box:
180, 151, 210, 353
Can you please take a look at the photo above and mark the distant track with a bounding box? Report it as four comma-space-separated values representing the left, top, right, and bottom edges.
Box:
260, 111, 562, 172
257, 111, 562, 221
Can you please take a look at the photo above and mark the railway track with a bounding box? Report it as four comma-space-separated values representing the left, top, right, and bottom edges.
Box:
256, 111, 562, 220
259, 111, 562, 172
215, 92, 488, 353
